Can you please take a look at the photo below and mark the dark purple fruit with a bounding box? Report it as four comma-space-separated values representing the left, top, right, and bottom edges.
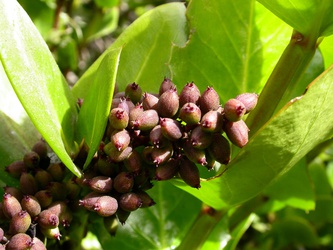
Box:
34, 190, 53, 208
190, 126, 213, 149
224, 120, 249, 148
149, 125, 168, 148
155, 158, 179, 181
136, 191, 156, 207
207, 134, 231, 165
183, 140, 207, 166
119, 193, 142, 212
142, 92, 159, 110
6, 233, 33, 250
124, 150, 143, 173
79, 192, 102, 211
132, 110, 159, 131
179, 157, 201, 189
110, 129, 131, 151
32, 140, 48, 159
20, 172, 38, 195
113, 172, 134, 193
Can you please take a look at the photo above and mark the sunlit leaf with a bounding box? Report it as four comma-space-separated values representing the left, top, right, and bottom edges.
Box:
172, 64, 333, 209
257, 0, 333, 37
170, 0, 291, 102
319, 35, 333, 68
90, 181, 202, 249
72, 2, 187, 98
263, 158, 315, 211
0, 0, 81, 177
76, 47, 122, 169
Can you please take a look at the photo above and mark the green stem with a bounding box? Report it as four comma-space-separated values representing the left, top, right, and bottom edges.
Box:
177, 205, 226, 250
246, 30, 318, 136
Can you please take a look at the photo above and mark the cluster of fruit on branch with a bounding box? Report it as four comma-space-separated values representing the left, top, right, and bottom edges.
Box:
0, 78, 258, 248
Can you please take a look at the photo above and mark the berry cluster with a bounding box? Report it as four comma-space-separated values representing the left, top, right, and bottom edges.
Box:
0, 78, 258, 248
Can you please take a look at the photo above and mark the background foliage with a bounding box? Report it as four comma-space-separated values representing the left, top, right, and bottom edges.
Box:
1, 0, 333, 249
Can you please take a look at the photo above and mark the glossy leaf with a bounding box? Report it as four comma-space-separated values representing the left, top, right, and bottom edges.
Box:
0, 0, 82, 177
72, 2, 187, 98
0, 62, 39, 187
76, 47, 122, 169
319, 35, 333, 68
201, 215, 230, 250
172, 64, 333, 209
170, 0, 291, 102
90, 181, 202, 249
263, 158, 315, 210
257, 0, 333, 37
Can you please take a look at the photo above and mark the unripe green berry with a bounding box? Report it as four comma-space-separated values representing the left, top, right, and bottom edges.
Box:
6, 233, 33, 250
179, 102, 201, 125
224, 98, 246, 122
119, 193, 142, 212
37, 210, 59, 229
9, 210, 31, 234
125, 82, 142, 104
109, 108, 129, 130
40, 226, 61, 240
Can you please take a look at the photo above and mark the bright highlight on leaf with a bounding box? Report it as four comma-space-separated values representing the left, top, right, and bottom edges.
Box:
0, 0, 81, 177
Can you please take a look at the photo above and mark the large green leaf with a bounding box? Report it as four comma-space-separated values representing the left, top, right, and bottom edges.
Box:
76, 48, 122, 169
0, 61, 40, 187
319, 35, 333, 68
172, 64, 333, 209
72, 2, 187, 98
263, 158, 315, 211
257, 0, 333, 37
170, 0, 291, 102
90, 181, 202, 249
0, 0, 82, 177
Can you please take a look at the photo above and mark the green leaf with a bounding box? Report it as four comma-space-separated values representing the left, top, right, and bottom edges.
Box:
172, 64, 333, 209
90, 181, 202, 249
0, 61, 40, 187
170, 0, 291, 102
72, 2, 187, 98
0, 0, 81, 177
319, 35, 333, 68
263, 158, 315, 211
257, 0, 333, 37
94, 0, 118, 8
83, 7, 119, 43
76, 47, 122, 169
